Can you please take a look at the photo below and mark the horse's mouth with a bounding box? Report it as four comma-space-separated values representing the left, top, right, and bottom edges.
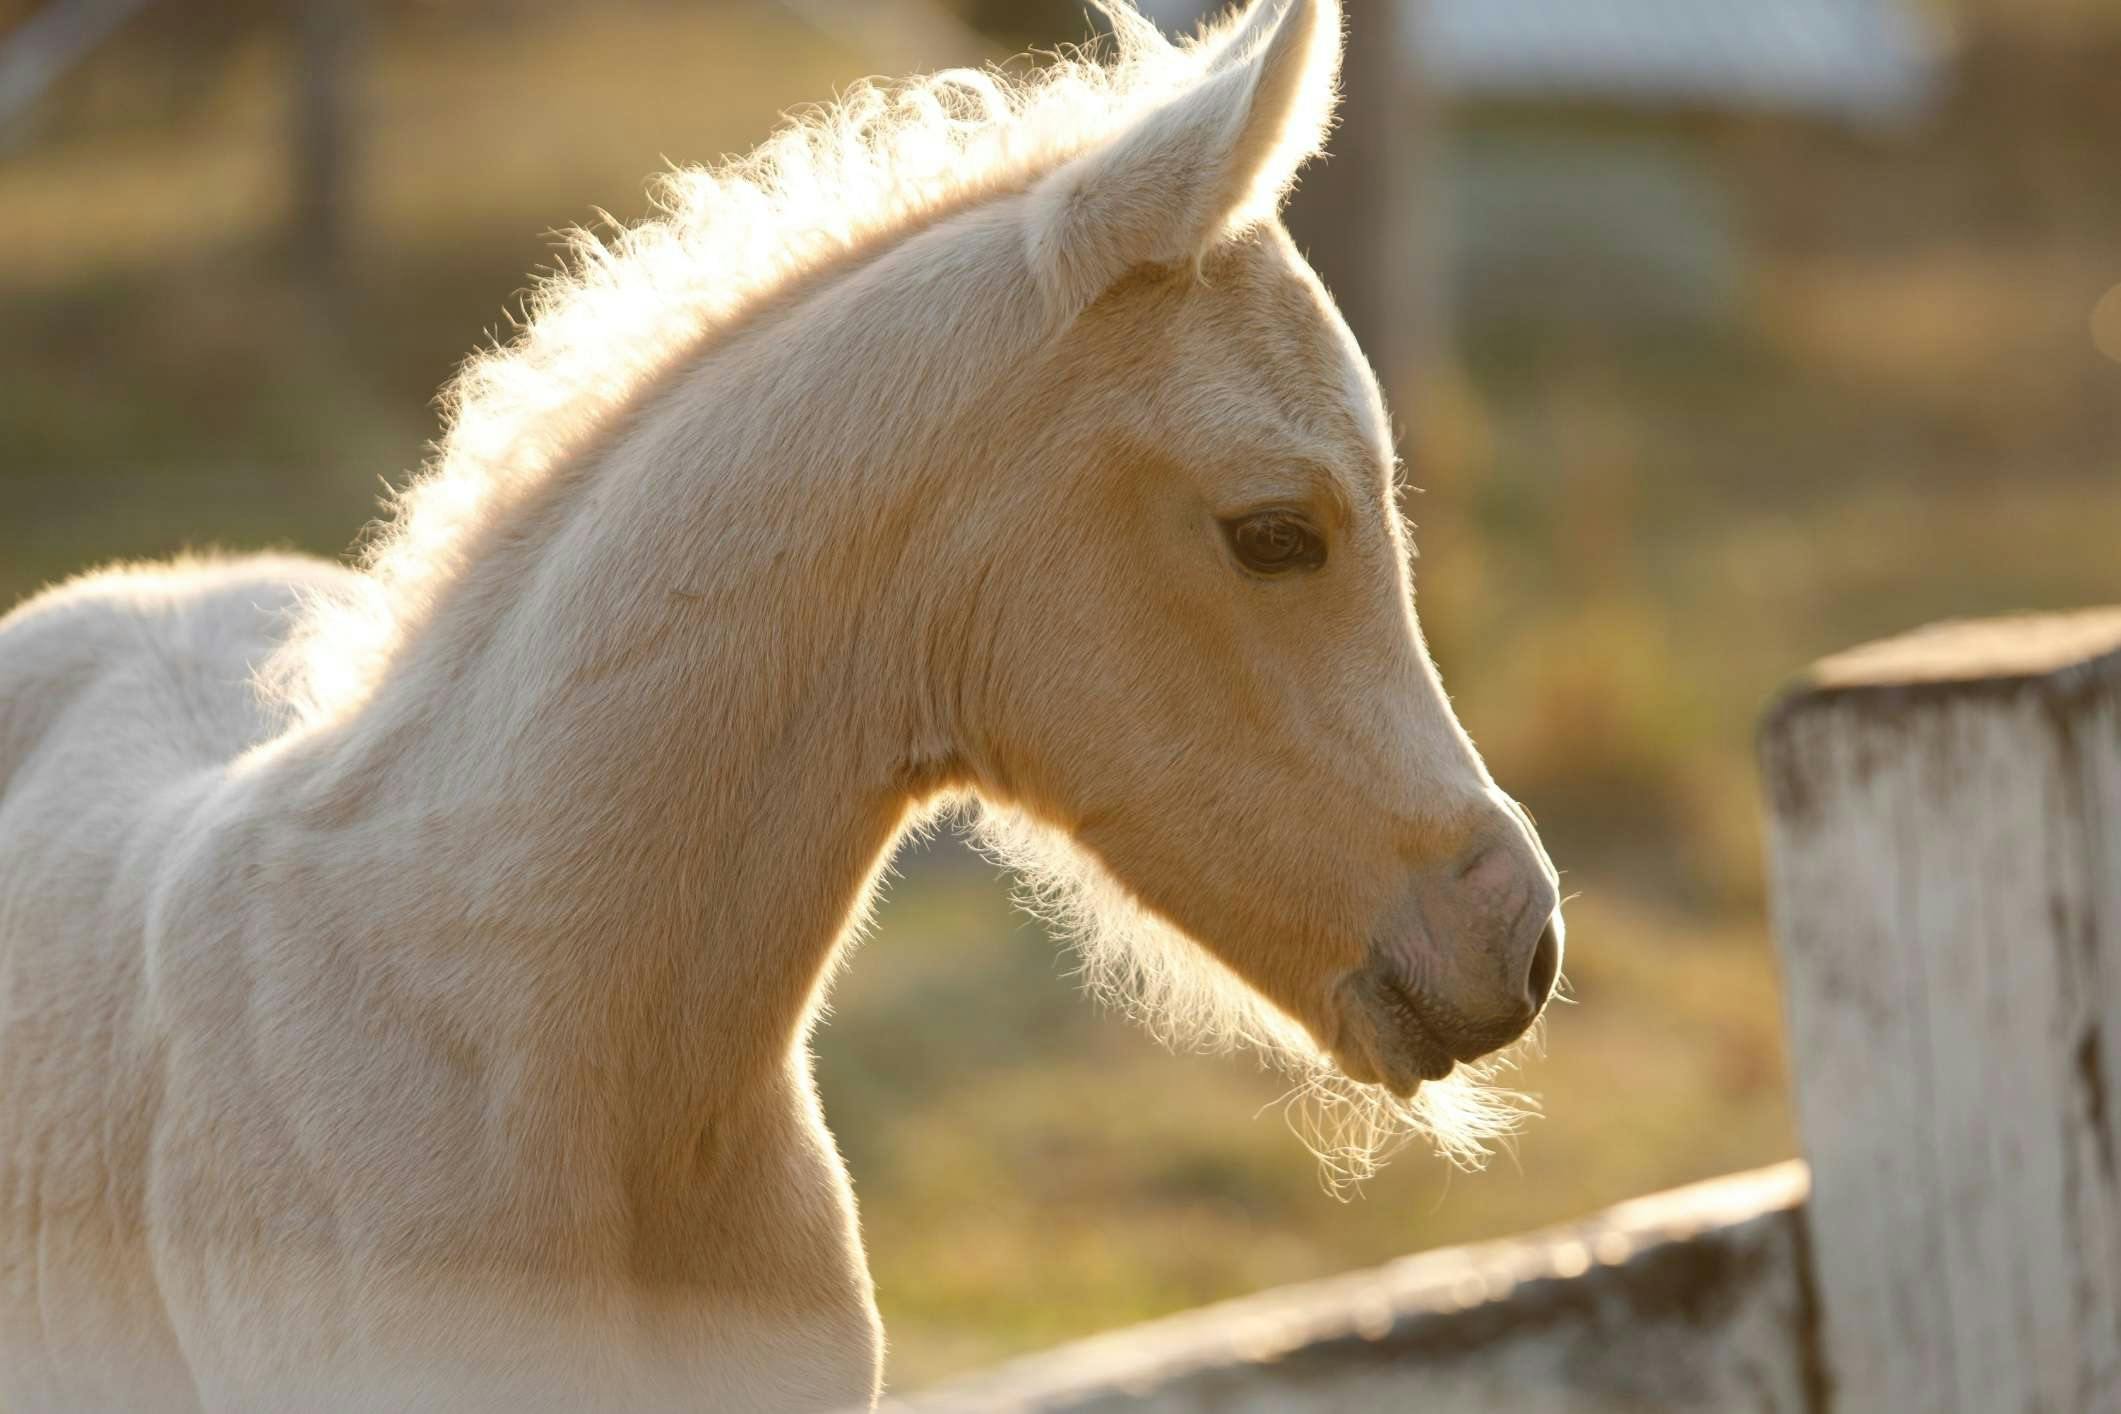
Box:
1331, 971, 1458, 1098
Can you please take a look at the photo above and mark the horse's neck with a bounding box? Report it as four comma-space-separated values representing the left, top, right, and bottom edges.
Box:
274, 224, 1036, 1159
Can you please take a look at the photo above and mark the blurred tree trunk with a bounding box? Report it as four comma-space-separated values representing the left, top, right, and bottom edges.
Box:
290, 0, 361, 302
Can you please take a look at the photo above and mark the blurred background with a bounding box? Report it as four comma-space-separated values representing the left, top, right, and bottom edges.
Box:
2, 0, 2116, 1392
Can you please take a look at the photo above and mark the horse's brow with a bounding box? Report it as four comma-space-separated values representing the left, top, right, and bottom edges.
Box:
1281, 455, 1359, 525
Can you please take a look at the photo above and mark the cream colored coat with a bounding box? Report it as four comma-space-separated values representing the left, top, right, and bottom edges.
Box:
0, 3, 1560, 1408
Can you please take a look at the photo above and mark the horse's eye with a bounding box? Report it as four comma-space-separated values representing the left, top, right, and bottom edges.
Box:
1224, 511, 1325, 575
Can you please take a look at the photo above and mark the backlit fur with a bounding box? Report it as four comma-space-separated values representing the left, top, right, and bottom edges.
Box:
265, 1, 1321, 725
0, 4, 1550, 1408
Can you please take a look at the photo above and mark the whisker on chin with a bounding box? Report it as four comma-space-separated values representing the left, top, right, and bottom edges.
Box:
965, 801, 1535, 1188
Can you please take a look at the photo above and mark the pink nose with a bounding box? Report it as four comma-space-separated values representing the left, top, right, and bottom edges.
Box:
1367, 816, 1560, 1063
1458, 838, 1564, 1019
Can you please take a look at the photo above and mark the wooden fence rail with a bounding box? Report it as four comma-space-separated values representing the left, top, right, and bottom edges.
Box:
890, 1163, 1815, 1413
892, 609, 2121, 1413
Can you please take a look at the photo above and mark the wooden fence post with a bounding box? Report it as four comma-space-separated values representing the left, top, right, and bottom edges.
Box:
1761, 611, 2121, 1411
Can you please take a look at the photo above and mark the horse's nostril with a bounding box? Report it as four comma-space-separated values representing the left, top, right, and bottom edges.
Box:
1525, 915, 1562, 1014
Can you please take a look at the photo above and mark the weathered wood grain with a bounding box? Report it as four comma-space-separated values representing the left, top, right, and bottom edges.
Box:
888, 1162, 1816, 1413
1761, 608, 2121, 1413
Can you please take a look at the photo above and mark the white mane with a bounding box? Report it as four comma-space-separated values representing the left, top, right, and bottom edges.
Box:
268, 3, 1259, 726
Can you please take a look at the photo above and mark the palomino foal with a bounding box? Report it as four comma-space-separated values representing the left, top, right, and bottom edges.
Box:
0, 1, 1560, 1408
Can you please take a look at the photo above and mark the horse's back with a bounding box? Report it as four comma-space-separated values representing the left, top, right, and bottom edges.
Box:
0, 553, 349, 1412
0, 553, 347, 789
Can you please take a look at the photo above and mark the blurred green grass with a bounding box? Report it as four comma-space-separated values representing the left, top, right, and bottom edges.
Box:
1, 0, 2116, 1393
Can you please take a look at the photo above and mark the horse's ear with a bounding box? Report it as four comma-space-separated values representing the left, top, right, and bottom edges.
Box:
1023, 0, 1341, 320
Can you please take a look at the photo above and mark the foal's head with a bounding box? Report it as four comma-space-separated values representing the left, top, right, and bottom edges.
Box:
957, 0, 1560, 1171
